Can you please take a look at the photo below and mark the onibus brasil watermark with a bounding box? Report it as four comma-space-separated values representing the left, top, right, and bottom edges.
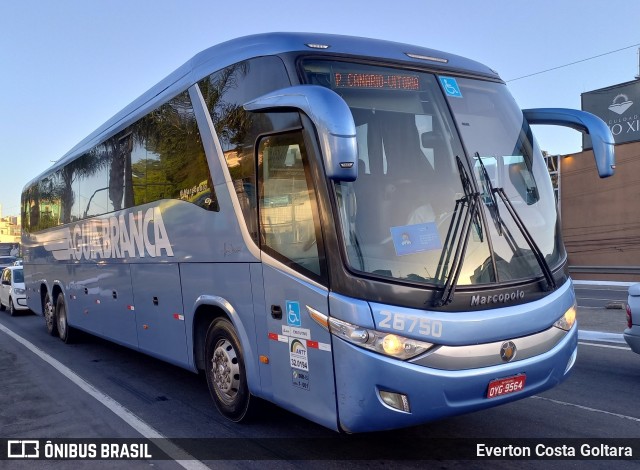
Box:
6, 440, 153, 460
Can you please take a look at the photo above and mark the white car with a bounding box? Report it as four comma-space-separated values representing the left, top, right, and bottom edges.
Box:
0, 266, 28, 316
624, 284, 640, 354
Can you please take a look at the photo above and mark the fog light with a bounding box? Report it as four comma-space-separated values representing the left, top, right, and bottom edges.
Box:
379, 390, 410, 413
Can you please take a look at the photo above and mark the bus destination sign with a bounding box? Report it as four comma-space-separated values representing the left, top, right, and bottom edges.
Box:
334, 72, 420, 91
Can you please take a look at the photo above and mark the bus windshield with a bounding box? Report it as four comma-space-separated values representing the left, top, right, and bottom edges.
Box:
302, 60, 562, 287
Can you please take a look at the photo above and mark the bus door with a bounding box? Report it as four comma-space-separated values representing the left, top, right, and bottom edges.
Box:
257, 131, 338, 430
130, 263, 189, 366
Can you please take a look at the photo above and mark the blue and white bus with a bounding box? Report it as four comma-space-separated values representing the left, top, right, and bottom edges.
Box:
21, 33, 615, 433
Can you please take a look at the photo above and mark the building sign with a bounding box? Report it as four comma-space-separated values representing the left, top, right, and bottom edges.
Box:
582, 79, 640, 148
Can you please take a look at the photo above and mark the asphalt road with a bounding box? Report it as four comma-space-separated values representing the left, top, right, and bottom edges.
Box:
574, 282, 630, 310
0, 296, 639, 469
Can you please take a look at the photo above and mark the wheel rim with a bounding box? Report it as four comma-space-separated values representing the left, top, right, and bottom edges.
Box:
44, 297, 54, 330
211, 338, 240, 405
57, 305, 66, 338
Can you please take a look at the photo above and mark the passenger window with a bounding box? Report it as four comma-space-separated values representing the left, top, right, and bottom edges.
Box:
198, 56, 298, 242
78, 151, 110, 219
124, 91, 219, 211
258, 132, 324, 279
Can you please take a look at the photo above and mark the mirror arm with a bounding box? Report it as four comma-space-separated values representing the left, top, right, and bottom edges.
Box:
523, 108, 615, 178
244, 85, 358, 181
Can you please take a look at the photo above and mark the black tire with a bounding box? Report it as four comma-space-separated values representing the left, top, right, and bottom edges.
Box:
43, 292, 58, 336
0, 300, 5, 311
56, 293, 74, 343
8, 298, 16, 317
204, 318, 254, 422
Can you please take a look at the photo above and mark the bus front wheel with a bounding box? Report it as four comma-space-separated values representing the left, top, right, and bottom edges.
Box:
44, 292, 58, 336
204, 318, 253, 422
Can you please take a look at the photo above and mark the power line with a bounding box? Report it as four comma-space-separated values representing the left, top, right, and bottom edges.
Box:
506, 42, 640, 82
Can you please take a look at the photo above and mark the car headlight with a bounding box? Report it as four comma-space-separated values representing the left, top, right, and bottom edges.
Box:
328, 317, 434, 360
554, 301, 577, 331
13, 288, 25, 295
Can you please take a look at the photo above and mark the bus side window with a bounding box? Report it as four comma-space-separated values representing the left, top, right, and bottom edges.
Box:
258, 131, 324, 279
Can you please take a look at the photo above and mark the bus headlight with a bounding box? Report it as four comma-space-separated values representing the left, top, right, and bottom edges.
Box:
328, 317, 434, 360
554, 302, 577, 331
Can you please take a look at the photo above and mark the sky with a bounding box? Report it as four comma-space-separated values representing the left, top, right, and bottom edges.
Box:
1, 0, 639, 217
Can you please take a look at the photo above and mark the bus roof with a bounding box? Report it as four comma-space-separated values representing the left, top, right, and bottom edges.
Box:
25, 32, 500, 189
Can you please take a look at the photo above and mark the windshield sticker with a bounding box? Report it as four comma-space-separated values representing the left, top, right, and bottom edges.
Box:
439, 77, 463, 98
390, 223, 442, 256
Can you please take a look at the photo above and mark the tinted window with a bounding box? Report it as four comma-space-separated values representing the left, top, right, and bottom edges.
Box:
198, 56, 297, 242
0, 257, 16, 267
21, 185, 34, 233
40, 171, 66, 228
24, 89, 217, 233
258, 132, 324, 279
114, 90, 217, 211
77, 149, 111, 219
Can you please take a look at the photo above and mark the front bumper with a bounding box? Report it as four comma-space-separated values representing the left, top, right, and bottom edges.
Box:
13, 296, 29, 310
334, 323, 578, 433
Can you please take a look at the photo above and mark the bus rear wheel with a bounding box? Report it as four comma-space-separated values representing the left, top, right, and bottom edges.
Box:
56, 293, 74, 344
44, 292, 58, 336
204, 318, 253, 422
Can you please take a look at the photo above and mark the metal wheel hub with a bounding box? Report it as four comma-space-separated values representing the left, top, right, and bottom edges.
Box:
45, 300, 54, 327
211, 339, 240, 403
57, 309, 66, 336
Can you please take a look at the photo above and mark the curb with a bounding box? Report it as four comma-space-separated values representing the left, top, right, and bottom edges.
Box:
578, 330, 625, 344
572, 280, 636, 287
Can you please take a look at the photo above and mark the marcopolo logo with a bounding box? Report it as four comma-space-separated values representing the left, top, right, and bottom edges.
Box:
44, 207, 174, 261
471, 289, 525, 307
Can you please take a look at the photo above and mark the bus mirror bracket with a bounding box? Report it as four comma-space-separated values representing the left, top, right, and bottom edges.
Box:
244, 85, 358, 181
523, 108, 615, 178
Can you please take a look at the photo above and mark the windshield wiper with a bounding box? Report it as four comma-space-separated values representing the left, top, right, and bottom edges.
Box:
433, 156, 481, 307
475, 153, 556, 291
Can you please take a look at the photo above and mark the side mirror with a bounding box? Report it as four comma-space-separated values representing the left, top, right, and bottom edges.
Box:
244, 85, 358, 181
523, 108, 615, 178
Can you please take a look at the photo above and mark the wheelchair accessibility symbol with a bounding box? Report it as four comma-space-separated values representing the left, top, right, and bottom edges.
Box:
286, 301, 301, 327
439, 76, 463, 98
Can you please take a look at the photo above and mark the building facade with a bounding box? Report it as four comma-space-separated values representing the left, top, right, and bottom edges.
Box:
559, 79, 640, 281
0, 204, 21, 258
